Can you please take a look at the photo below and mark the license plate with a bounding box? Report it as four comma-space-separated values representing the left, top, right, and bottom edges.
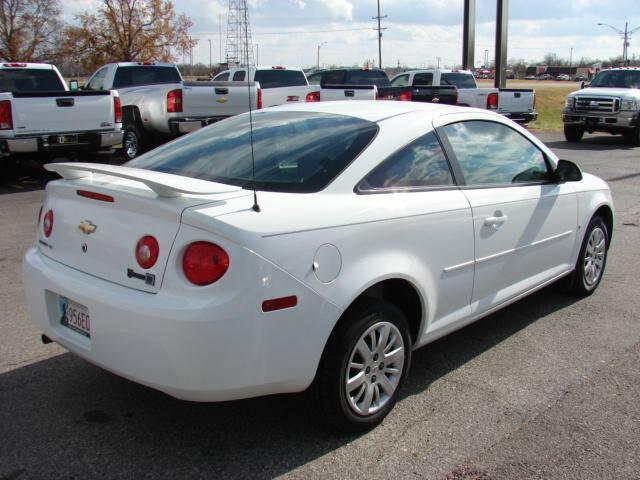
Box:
58, 296, 91, 337
57, 134, 78, 145
286, 96, 299, 102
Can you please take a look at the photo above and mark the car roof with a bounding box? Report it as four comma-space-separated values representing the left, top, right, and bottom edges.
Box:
266, 100, 484, 123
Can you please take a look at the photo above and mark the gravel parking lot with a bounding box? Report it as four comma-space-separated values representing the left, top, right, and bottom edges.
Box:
1, 132, 639, 480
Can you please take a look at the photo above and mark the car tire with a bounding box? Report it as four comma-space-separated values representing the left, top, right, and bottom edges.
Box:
318, 299, 412, 433
569, 215, 609, 297
627, 127, 640, 146
564, 125, 584, 143
122, 124, 148, 161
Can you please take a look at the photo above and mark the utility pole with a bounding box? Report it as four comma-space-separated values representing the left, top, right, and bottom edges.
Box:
219, 14, 223, 64
484, 49, 489, 68
437, 57, 441, 69
317, 42, 327, 70
598, 21, 640, 65
569, 47, 573, 79
372, 0, 387, 69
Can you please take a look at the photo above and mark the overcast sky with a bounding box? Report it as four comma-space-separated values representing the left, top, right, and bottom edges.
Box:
61, 0, 640, 68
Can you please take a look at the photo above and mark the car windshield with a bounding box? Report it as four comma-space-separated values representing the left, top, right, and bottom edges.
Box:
590, 70, 640, 88
127, 111, 378, 193
254, 70, 307, 88
440, 73, 476, 88
0, 69, 64, 92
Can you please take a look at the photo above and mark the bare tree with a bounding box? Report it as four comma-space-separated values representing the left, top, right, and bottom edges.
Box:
0, 0, 62, 61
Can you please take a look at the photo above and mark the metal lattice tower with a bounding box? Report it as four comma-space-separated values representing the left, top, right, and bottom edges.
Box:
224, 0, 254, 67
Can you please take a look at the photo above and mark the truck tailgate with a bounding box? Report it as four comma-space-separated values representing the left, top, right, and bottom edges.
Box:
261, 85, 309, 107
182, 81, 257, 117
319, 85, 376, 101
498, 89, 535, 114
12, 91, 116, 134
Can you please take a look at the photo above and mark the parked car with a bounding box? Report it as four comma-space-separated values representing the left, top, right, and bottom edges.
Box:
556, 74, 571, 81
574, 74, 588, 82
388, 69, 538, 123
84, 62, 261, 160
525, 75, 537, 80
214, 66, 309, 108
0, 63, 122, 160
538, 74, 552, 80
24, 101, 613, 432
563, 67, 640, 144
306, 67, 390, 101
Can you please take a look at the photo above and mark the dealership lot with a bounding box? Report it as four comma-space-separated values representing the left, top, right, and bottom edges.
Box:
1, 132, 639, 479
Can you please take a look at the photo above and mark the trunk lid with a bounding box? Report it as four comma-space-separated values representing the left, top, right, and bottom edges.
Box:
39, 165, 247, 293
12, 92, 117, 134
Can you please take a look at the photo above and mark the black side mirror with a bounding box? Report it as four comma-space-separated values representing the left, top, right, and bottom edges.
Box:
556, 159, 582, 182
580, 81, 585, 89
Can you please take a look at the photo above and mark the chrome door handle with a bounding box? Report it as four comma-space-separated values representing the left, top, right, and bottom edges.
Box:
484, 215, 507, 227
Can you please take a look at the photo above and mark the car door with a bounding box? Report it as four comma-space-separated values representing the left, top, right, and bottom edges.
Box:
436, 117, 578, 316
357, 129, 475, 335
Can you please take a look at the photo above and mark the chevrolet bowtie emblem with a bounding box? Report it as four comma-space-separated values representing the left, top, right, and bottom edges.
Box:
216, 97, 228, 103
78, 220, 97, 235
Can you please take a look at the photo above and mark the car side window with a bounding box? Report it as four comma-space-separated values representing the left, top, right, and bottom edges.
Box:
390, 74, 409, 87
323, 70, 345, 84
413, 73, 433, 85
232, 70, 246, 81
85, 67, 107, 91
358, 131, 454, 191
214, 72, 229, 81
442, 120, 550, 186
307, 72, 321, 85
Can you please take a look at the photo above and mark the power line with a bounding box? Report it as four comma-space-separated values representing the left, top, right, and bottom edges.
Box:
192, 27, 374, 36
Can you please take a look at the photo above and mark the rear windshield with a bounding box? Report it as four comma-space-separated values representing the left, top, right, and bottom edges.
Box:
254, 70, 307, 89
344, 70, 390, 87
441, 73, 476, 89
0, 69, 64, 92
113, 66, 181, 88
590, 70, 640, 89
127, 111, 378, 193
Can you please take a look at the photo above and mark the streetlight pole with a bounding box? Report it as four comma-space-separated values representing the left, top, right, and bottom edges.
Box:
255, 44, 259, 65
317, 42, 327, 70
208, 39, 212, 70
598, 21, 640, 65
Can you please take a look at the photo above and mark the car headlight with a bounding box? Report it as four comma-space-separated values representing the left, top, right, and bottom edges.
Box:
620, 99, 638, 111
564, 97, 575, 110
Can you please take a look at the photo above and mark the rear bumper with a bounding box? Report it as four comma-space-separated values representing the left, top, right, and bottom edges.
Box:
169, 117, 229, 136
22, 246, 340, 402
562, 110, 638, 129
501, 111, 538, 124
1, 130, 123, 154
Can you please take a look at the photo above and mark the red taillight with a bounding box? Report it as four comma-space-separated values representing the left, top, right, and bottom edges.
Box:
136, 236, 159, 269
43, 210, 54, 238
167, 89, 183, 113
257, 88, 262, 109
399, 91, 412, 102
114, 96, 122, 123
77, 190, 114, 202
182, 242, 229, 286
3, 63, 26, 67
262, 295, 298, 312
487, 92, 499, 110
0, 100, 13, 130
306, 91, 320, 102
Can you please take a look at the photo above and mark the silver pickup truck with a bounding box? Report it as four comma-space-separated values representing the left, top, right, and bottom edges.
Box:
562, 67, 640, 144
0, 63, 122, 160
83, 62, 261, 160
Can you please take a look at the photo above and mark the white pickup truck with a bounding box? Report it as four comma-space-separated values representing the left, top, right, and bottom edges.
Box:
83, 62, 261, 160
214, 66, 309, 107
389, 69, 538, 124
0, 63, 122, 160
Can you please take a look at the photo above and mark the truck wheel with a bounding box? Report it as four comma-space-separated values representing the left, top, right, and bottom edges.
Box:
627, 127, 640, 146
318, 299, 412, 433
564, 125, 584, 143
122, 124, 147, 161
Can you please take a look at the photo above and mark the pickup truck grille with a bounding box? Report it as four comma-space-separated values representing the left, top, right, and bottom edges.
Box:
574, 96, 620, 113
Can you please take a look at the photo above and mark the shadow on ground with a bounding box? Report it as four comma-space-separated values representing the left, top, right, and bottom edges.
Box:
0, 286, 579, 480
544, 134, 637, 152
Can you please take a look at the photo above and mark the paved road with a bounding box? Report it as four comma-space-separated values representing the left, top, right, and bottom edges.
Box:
1, 132, 639, 480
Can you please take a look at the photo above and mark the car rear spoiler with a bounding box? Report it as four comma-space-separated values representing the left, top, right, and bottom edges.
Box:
45, 163, 241, 198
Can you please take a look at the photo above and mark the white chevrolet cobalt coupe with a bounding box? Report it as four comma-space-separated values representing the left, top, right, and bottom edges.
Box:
23, 101, 613, 432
